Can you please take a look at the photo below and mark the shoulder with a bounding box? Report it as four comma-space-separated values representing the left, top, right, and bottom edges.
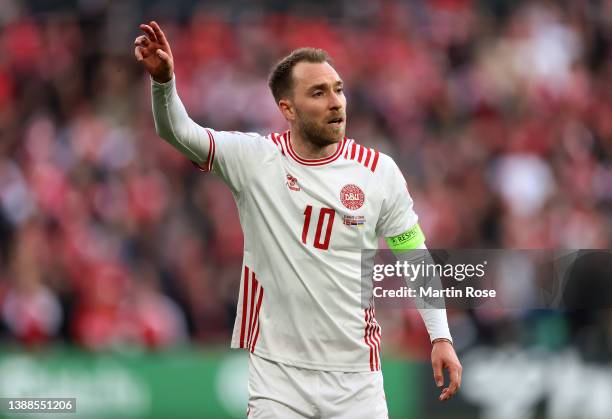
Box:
208, 129, 269, 143
375, 152, 400, 176
207, 129, 282, 154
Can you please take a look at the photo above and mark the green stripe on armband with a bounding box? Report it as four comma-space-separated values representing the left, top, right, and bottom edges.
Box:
385, 224, 425, 251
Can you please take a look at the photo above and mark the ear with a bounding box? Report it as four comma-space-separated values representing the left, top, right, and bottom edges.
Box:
278, 99, 295, 122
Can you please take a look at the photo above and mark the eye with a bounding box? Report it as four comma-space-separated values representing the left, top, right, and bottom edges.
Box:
335, 87, 344, 94
313, 91, 324, 97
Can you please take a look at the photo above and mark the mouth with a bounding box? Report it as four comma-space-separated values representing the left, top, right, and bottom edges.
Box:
327, 117, 344, 127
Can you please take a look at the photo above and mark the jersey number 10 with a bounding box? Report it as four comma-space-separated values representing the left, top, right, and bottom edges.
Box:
302, 205, 335, 250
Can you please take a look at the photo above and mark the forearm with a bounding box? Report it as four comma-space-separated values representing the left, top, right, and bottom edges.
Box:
151, 76, 211, 164
389, 242, 453, 344
418, 308, 452, 344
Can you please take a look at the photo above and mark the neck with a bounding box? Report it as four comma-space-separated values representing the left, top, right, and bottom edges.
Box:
289, 129, 340, 160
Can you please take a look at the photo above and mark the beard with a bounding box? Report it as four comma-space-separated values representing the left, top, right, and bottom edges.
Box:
295, 108, 345, 148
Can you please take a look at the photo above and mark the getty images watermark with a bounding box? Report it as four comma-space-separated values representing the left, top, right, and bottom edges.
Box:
360, 249, 612, 310
372, 258, 494, 299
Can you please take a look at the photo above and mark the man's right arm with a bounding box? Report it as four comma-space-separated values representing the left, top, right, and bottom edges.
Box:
134, 21, 212, 168
136, 21, 261, 192
151, 76, 212, 169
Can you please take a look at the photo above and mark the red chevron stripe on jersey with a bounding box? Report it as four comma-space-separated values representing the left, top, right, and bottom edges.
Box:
357, 144, 365, 162
364, 307, 375, 371
247, 270, 257, 346
270, 133, 285, 155
239, 266, 265, 350
249, 286, 264, 352
239, 267, 250, 347
364, 148, 372, 166
343, 139, 380, 173
364, 302, 381, 371
372, 306, 381, 370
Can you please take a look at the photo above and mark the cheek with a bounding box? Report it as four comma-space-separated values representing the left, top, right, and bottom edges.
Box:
300, 107, 325, 123
297, 98, 326, 115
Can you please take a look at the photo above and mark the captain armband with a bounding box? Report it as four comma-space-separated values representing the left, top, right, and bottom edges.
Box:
385, 224, 425, 251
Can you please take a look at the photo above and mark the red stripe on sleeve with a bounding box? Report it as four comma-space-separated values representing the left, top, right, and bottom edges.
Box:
205, 129, 216, 172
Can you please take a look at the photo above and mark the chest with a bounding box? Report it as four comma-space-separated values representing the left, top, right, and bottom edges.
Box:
248, 157, 383, 249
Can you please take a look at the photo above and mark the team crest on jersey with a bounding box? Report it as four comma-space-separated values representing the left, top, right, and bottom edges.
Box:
286, 173, 300, 191
340, 184, 364, 210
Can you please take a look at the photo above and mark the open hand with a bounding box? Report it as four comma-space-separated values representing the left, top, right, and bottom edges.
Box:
134, 21, 174, 83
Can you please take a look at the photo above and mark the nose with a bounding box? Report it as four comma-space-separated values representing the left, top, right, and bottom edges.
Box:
329, 91, 343, 111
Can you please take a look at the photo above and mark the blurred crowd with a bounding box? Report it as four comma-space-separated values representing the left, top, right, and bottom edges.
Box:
0, 0, 611, 359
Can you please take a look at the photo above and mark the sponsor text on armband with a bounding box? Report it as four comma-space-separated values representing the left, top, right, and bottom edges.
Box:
385, 224, 425, 250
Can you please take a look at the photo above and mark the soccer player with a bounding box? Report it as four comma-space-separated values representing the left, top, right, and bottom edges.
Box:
135, 21, 462, 418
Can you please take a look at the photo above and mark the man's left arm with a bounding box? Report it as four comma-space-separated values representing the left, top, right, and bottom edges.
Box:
386, 236, 463, 401
378, 156, 462, 401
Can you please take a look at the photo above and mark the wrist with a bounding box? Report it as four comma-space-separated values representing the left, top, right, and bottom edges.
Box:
432, 338, 453, 346
151, 73, 174, 85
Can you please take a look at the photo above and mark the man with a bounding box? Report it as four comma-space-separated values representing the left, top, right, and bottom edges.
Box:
135, 21, 461, 418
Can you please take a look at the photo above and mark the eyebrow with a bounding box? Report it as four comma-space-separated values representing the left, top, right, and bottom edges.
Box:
308, 81, 344, 92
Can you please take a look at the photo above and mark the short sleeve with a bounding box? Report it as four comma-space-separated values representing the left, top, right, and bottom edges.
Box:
376, 156, 421, 239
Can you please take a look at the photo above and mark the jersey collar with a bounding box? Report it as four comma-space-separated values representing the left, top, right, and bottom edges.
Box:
283, 131, 346, 166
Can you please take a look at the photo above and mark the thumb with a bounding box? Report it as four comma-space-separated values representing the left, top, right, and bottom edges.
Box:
156, 49, 170, 62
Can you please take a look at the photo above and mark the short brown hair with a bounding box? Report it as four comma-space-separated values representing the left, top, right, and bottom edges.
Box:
268, 47, 331, 103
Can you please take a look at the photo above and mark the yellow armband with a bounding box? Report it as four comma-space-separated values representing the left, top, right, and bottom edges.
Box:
385, 224, 425, 251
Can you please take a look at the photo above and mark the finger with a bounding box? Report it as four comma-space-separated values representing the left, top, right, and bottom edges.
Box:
134, 35, 150, 47
135, 46, 152, 60
139, 24, 158, 43
432, 360, 444, 388
156, 49, 170, 63
444, 367, 461, 398
150, 21, 169, 50
439, 387, 451, 401
134, 46, 144, 61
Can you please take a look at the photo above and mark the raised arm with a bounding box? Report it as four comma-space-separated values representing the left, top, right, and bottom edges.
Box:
135, 21, 211, 166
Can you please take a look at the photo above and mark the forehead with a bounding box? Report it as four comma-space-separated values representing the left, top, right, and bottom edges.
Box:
292, 61, 342, 91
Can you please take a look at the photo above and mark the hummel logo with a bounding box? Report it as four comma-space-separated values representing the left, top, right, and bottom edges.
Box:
286, 174, 300, 191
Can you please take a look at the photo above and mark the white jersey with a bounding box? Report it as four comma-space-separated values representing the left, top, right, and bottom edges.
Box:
152, 78, 452, 372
